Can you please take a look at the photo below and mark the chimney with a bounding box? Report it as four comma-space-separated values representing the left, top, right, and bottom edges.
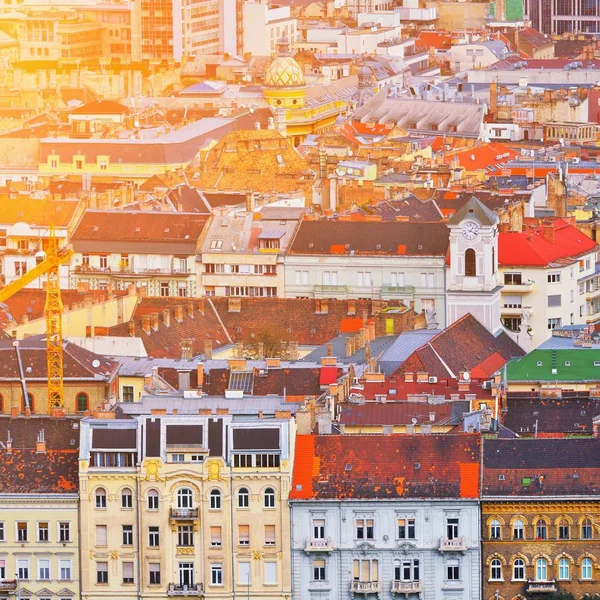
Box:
197, 298, 205, 315
326, 343, 333, 357
177, 370, 191, 392
10, 406, 18, 418
36, 429, 46, 453
368, 319, 376, 341
187, 302, 194, 318
246, 190, 255, 212
296, 409, 312, 434
203, 339, 213, 359
347, 299, 356, 315
128, 321, 136, 337
174, 305, 184, 322
257, 342, 265, 360
345, 336, 353, 357
288, 341, 299, 361
163, 309, 171, 328
141, 315, 151, 335
197, 363, 204, 388
151, 313, 159, 331
542, 224, 555, 244
316, 411, 332, 434
228, 298, 241, 312
181, 339, 193, 360
20, 314, 28, 325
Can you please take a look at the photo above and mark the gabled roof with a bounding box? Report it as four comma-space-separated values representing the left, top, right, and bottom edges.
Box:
69, 99, 128, 115
396, 314, 524, 380
447, 196, 498, 226
449, 142, 520, 174
0, 197, 80, 227
290, 433, 481, 500
339, 401, 469, 426
499, 218, 598, 267
482, 438, 600, 496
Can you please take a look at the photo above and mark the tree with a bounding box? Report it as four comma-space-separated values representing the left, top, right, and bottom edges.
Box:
241, 322, 288, 359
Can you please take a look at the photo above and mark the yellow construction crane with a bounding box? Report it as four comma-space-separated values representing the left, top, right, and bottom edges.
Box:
0, 227, 73, 412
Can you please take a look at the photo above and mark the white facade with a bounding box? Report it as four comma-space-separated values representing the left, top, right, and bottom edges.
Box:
336, 26, 401, 54
284, 255, 447, 326
290, 499, 481, 600
242, 4, 297, 55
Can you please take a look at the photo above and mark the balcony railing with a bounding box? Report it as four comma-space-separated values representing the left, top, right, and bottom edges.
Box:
170, 508, 199, 520
381, 284, 416, 295
392, 580, 423, 594
313, 284, 349, 295
73, 265, 192, 276
351, 581, 381, 594
439, 536, 467, 551
0, 580, 17, 591
304, 537, 334, 552
167, 583, 204, 596
502, 282, 534, 293
526, 580, 557, 594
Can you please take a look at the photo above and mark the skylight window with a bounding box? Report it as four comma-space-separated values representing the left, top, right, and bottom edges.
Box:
210, 240, 223, 250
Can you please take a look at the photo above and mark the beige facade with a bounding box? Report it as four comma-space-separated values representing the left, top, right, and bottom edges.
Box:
79, 410, 295, 599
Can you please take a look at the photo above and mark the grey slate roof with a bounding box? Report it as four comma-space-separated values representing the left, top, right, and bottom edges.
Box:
447, 196, 498, 226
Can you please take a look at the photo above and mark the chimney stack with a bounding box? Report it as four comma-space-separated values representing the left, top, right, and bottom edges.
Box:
197, 363, 204, 388
181, 339, 193, 360
175, 306, 184, 322
163, 309, 171, 328
203, 339, 213, 359
187, 302, 194, 318
128, 321, 136, 337
36, 429, 46, 453
141, 315, 151, 335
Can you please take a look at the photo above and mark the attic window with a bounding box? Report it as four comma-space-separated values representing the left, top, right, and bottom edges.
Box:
574, 473, 579, 479
345, 464, 352, 472
92, 225, 99, 231
210, 240, 223, 250
135, 227, 141, 232
565, 361, 571, 366
536, 361, 543, 367
308, 243, 314, 248
164, 228, 170, 233
498, 474, 505, 480
595, 361, 600, 367
408, 121, 417, 129
276, 154, 284, 166
376, 243, 382, 250
414, 463, 420, 470
574, 422, 580, 428
430, 123, 439, 131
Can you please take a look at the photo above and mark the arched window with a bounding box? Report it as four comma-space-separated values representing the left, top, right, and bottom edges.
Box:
210, 489, 221, 510
558, 518, 570, 539
238, 487, 249, 508
177, 488, 193, 509
513, 519, 524, 540
465, 248, 477, 277
582, 557, 593, 580
490, 519, 501, 540
95, 488, 107, 509
21, 392, 35, 413
121, 487, 133, 509
535, 519, 547, 540
535, 558, 547, 581
581, 518, 593, 539
490, 558, 502, 581
513, 558, 525, 580
76, 392, 89, 412
264, 487, 276, 508
147, 489, 159, 510
558, 558, 569, 580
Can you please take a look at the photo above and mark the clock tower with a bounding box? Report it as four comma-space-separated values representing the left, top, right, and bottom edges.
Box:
446, 197, 502, 333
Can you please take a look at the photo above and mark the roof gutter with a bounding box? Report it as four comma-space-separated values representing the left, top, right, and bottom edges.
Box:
13, 340, 29, 409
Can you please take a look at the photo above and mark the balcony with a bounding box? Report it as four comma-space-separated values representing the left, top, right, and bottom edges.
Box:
351, 581, 381, 595
381, 284, 416, 297
313, 284, 349, 297
439, 536, 467, 552
170, 508, 199, 520
526, 580, 557, 594
73, 265, 192, 278
167, 583, 204, 596
392, 581, 423, 594
502, 282, 534, 293
304, 537, 334, 552
586, 284, 600, 301
0, 580, 17, 591
501, 305, 531, 317
586, 305, 600, 323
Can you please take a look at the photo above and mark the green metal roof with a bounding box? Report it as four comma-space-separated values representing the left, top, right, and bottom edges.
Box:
506, 349, 600, 382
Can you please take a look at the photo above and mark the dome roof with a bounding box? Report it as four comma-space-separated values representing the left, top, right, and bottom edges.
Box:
264, 32, 305, 88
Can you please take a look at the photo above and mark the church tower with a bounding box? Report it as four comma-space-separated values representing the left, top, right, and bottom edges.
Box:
445, 197, 502, 333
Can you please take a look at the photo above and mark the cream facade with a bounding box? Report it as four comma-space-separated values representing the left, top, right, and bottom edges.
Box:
79, 406, 295, 600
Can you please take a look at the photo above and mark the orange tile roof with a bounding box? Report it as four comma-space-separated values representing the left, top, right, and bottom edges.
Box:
0, 197, 80, 227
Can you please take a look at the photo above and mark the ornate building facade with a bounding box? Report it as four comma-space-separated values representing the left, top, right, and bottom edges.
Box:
482, 437, 600, 600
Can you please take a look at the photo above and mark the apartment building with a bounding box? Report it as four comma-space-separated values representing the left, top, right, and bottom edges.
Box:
290, 433, 482, 600
284, 220, 449, 324
70, 210, 209, 298
0, 417, 80, 600
498, 218, 599, 348
79, 399, 296, 600
197, 208, 304, 298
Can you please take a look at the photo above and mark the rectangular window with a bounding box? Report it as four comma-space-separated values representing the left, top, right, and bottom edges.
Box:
59, 522, 70, 542
15, 261, 27, 277
398, 518, 416, 539
264, 561, 277, 585
148, 526, 159, 547
504, 272, 522, 285
446, 517, 459, 540
447, 559, 460, 580
313, 518, 325, 539
59, 559, 71, 581
264, 524, 276, 546
149, 563, 161, 585
548, 272, 561, 283
122, 561, 134, 584
239, 561, 251, 586
160, 282, 170, 297
395, 559, 420, 581
17, 522, 28, 542
548, 294, 562, 307
17, 559, 29, 580
122, 525, 133, 546
121, 385, 135, 402
38, 559, 50, 580
356, 518, 374, 539
238, 524, 250, 546
0, 522, 4, 541
38, 522, 49, 542
96, 524, 107, 546
390, 272, 405, 287
313, 559, 326, 581
177, 525, 193, 547
548, 317, 562, 330
178, 563, 194, 587
211, 564, 223, 586
97, 562, 108, 584
210, 526, 222, 548
353, 559, 378, 582
503, 294, 522, 308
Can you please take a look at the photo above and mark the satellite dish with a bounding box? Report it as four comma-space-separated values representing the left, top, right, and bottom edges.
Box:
463, 371, 471, 381
347, 167, 354, 174
92, 360, 101, 368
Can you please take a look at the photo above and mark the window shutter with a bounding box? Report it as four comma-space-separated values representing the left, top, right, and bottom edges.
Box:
265, 525, 275, 544
96, 525, 107, 546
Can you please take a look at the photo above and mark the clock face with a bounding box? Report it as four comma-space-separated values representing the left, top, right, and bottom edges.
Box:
462, 221, 479, 241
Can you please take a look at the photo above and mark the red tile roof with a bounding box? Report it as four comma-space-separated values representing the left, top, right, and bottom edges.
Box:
0, 197, 80, 227
499, 218, 598, 267
319, 366, 338, 386
290, 433, 481, 500
355, 377, 492, 401
449, 143, 520, 173
339, 401, 466, 426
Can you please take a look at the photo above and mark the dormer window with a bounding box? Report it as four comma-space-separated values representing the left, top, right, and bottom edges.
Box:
210, 240, 223, 250
260, 238, 280, 250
